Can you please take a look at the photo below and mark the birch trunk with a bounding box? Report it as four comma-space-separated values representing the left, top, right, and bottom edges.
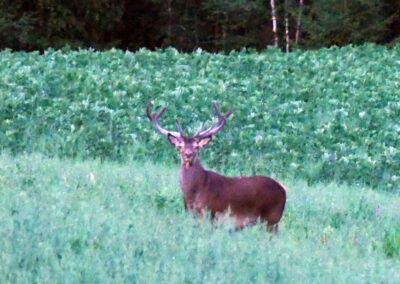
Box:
295, 0, 304, 44
284, 0, 290, 52
270, 0, 278, 48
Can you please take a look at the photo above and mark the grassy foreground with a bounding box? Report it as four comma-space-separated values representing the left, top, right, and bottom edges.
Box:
0, 153, 399, 283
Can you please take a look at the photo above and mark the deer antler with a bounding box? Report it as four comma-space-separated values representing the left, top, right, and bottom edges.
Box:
146, 102, 182, 137
194, 102, 233, 139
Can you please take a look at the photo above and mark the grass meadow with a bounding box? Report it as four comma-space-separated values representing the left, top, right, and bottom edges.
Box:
1, 44, 399, 283
1, 153, 399, 283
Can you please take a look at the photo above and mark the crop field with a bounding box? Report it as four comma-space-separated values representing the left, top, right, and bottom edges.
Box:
0, 44, 399, 282
0, 44, 399, 189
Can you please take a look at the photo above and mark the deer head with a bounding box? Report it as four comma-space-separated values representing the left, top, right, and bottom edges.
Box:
146, 102, 232, 168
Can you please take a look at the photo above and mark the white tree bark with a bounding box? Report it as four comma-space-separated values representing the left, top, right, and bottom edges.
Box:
295, 0, 304, 44
270, 0, 279, 48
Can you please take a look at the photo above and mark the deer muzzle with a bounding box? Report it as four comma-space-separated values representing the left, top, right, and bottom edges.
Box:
183, 154, 194, 167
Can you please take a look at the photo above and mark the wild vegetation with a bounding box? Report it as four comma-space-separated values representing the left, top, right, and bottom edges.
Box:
0, 44, 399, 189
0, 45, 399, 282
0, 154, 399, 283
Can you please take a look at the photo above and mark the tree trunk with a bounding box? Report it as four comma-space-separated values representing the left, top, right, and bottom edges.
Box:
270, 0, 279, 48
285, 0, 290, 52
295, 0, 304, 44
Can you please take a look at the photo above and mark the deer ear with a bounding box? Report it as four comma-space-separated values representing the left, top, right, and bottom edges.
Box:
167, 134, 182, 148
197, 136, 212, 148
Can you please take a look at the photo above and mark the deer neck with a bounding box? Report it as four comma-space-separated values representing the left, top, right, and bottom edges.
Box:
179, 159, 206, 194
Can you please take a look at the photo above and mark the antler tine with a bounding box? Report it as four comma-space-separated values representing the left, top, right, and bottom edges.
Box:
146, 101, 181, 137
212, 102, 221, 116
176, 120, 184, 136
212, 102, 233, 118
194, 121, 206, 137
195, 103, 233, 139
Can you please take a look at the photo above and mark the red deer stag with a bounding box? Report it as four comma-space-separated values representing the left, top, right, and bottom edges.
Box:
146, 102, 286, 232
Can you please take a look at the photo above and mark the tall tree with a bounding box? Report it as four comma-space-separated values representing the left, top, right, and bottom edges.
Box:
270, 0, 279, 48
295, 0, 304, 44
284, 0, 290, 52
201, 0, 267, 51
1, 0, 398, 52
381, 0, 400, 43
300, 0, 385, 48
0, 0, 35, 50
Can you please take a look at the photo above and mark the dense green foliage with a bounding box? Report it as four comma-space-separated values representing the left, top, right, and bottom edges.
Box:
0, 154, 399, 282
0, 44, 399, 190
1, 0, 399, 51
297, 0, 385, 48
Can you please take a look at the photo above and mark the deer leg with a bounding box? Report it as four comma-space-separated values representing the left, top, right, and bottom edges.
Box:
262, 213, 279, 234
266, 223, 278, 234
262, 204, 283, 234
193, 205, 203, 218
210, 211, 216, 222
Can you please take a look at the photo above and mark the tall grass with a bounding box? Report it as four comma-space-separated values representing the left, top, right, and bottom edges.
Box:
0, 153, 399, 283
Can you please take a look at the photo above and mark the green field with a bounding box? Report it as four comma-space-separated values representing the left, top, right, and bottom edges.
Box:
0, 154, 399, 283
0, 44, 399, 189
0, 45, 400, 282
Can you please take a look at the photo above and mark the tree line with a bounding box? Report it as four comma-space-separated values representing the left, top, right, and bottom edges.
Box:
1, 0, 399, 52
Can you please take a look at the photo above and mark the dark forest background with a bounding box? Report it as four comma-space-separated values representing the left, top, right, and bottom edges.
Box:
1, 0, 400, 52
